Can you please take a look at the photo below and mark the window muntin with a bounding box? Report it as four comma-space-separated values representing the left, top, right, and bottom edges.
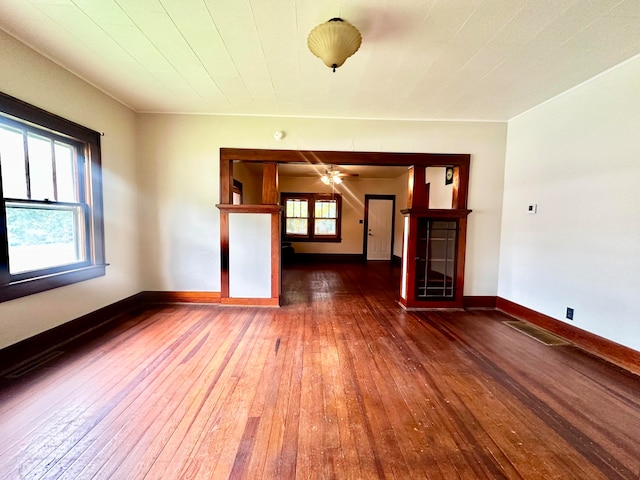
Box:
0, 92, 105, 302
285, 198, 309, 236
313, 199, 338, 236
0, 125, 27, 199
282, 193, 342, 242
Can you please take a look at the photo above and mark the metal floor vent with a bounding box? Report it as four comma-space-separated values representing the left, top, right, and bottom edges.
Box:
2, 350, 65, 379
503, 321, 570, 346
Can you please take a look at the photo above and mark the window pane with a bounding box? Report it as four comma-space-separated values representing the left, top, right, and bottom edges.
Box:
286, 199, 308, 218
314, 219, 336, 235
0, 125, 28, 199
54, 142, 77, 202
27, 133, 55, 200
315, 200, 337, 219
286, 218, 308, 235
6, 203, 85, 274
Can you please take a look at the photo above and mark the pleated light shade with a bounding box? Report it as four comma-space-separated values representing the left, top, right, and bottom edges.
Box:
307, 18, 362, 72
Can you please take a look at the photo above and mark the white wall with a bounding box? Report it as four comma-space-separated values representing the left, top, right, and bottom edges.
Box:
137, 114, 507, 296
233, 162, 262, 205
500, 56, 640, 351
228, 213, 272, 298
0, 30, 141, 349
426, 167, 453, 209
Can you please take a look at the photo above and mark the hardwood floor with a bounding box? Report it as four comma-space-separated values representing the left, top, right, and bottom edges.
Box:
1, 262, 639, 479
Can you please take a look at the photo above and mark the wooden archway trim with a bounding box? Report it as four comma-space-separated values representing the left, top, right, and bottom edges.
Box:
219, 148, 470, 209
218, 148, 471, 306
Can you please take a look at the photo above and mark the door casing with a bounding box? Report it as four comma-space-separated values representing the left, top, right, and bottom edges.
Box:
363, 194, 395, 261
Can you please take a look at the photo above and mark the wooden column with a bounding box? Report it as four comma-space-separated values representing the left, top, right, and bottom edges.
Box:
220, 156, 233, 204
262, 162, 279, 205
407, 166, 429, 209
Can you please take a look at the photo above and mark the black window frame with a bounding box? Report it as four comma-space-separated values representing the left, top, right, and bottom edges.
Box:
281, 192, 342, 242
0, 92, 106, 302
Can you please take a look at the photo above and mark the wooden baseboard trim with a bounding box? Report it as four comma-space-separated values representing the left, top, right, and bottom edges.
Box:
143, 291, 221, 304
220, 297, 280, 307
0, 292, 145, 371
463, 296, 497, 308
292, 253, 365, 263
496, 297, 640, 376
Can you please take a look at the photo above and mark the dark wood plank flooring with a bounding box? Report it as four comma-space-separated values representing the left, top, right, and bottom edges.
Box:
0, 262, 639, 479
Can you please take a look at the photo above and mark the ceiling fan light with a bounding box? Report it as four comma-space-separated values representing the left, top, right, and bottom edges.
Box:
333, 175, 343, 184
307, 18, 362, 72
320, 175, 331, 185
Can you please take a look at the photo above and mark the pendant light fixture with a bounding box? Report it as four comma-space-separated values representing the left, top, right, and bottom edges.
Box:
307, 18, 362, 72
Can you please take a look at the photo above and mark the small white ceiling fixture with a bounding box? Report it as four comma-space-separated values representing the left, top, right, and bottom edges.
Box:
307, 18, 362, 72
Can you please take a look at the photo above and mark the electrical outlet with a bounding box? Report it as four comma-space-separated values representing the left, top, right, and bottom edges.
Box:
566, 307, 574, 320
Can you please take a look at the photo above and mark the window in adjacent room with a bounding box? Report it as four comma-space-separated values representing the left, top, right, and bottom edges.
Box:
281, 192, 342, 242
0, 92, 106, 302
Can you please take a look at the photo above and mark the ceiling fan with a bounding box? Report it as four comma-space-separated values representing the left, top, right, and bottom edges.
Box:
320, 166, 358, 185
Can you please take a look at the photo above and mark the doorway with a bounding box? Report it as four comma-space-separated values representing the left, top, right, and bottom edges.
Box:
364, 195, 395, 261
218, 149, 471, 306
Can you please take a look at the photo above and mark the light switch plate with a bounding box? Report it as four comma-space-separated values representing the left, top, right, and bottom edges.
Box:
527, 203, 537, 214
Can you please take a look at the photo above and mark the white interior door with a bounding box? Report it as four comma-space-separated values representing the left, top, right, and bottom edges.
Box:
366, 199, 394, 260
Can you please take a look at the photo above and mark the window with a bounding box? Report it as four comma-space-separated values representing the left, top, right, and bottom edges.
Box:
281, 193, 342, 242
0, 92, 105, 302
232, 179, 243, 205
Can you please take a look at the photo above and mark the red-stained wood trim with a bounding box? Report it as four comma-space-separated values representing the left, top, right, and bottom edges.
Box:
220, 297, 280, 307
455, 216, 468, 307
220, 148, 470, 167
143, 291, 221, 304
262, 162, 279, 205
290, 253, 364, 263
400, 208, 472, 218
497, 297, 640, 376
463, 296, 497, 308
216, 204, 282, 214
407, 166, 428, 209
403, 214, 418, 305
453, 161, 470, 210
220, 153, 232, 204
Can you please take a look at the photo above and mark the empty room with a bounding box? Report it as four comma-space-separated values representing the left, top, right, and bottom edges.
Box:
0, 1, 639, 479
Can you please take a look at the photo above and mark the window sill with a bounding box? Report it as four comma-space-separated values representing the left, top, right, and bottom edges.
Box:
0, 264, 107, 303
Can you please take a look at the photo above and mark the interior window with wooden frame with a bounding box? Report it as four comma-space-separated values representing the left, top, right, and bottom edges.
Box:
0, 92, 106, 302
282, 192, 342, 242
